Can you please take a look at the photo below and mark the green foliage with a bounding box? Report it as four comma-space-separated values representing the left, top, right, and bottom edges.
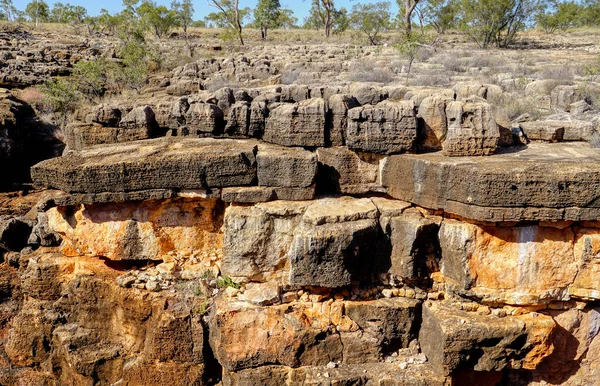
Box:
349, 1, 391, 45
40, 77, 80, 122
138, 1, 179, 38
417, 0, 460, 33
119, 39, 160, 90
191, 19, 206, 27
535, 0, 581, 33
395, 33, 430, 84
0, 0, 17, 21
192, 299, 211, 315
206, 0, 246, 45
254, 0, 281, 39
304, 0, 340, 37
171, 0, 193, 32
459, 0, 540, 48
216, 275, 241, 289
25, 0, 50, 26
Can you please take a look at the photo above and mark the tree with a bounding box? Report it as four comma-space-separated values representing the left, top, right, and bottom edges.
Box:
397, 0, 424, 37
306, 0, 336, 37
138, 1, 179, 38
349, 2, 391, 45
535, 0, 581, 33
459, 0, 540, 48
207, 0, 245, 45
171, 0, 193, 33
1, 0, 18, 21
277, 8, 297, 29
254, 0, 281, 39
25, 0, 50, 27
417, 0, 459, 33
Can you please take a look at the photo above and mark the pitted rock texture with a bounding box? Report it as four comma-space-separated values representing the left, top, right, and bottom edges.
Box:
32, 137, 259, 193
383, 142, 600, 222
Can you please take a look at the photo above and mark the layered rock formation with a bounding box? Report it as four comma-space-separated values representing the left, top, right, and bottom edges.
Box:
2, 28, 600, 386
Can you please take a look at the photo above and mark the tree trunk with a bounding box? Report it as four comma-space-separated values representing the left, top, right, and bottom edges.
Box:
404, 0, 419, 37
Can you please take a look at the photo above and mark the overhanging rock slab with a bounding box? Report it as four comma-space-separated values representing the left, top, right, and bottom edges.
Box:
382, 143, 600, 222
31, 137, 258, 193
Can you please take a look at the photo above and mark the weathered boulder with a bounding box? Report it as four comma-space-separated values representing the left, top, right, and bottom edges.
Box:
383, 209, 441, 280
184, 101, 224, 135
316, 147, 384, 194
85, 104, 121, 126
221, 201, 307, 283
31, 138, 258, 193
264, 98, 326, 147
210, 296, 421, 372
419, 302, 555, 376
442, 100, 499, 156
439, 219, 578, 304
520, 120, 595, 142
257, 145, 317, 188
224, 101, 250, 137
117, 105, 159, 142
347, 100, 417, 154
417, 95, 452, 152
349, 83, 388, 105
328, 94, 360, 146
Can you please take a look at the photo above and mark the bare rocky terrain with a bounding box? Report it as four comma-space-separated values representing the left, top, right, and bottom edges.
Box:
1, 24, 600, 386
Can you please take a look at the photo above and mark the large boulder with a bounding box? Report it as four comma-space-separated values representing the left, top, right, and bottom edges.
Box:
420, 302, 555, 375
442, 100, 499, 156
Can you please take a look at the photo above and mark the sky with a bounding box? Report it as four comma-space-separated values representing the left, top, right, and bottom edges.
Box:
11, 0, 401, 24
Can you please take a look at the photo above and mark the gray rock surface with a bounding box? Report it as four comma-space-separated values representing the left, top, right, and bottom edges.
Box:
347, 100, 417, 154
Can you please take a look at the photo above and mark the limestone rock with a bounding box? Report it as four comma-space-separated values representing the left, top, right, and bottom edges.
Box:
45, 198, 223, 261
221, 202, 307, 282
239, 282, 280, 306
328, 94, 360, 146
419, 302, 555, 376
384, 210, 441, 280
347, 100, 417, 155
224, 101, 250, 137
209, 298, 344, 371
184, 101, 224, 135
520, 120, 594, 142
31, 138, 258, 193
289, 218, 380, 288
264, 98, 326, 147
118, 105, 159, 142
438, 219, 578, 304
345, 297, 421, 353
86, 104, 121, 126
442, 100, 499, 156
257, 145, 317, 188
417, 95, 452, 152
316, 147, 384, 194
382, 142, 600, 222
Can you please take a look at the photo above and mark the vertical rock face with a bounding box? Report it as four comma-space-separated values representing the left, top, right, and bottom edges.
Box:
264, 98, 326, 147
419, 302, 555, 376
347, 100, 417, 154
316, 147, 384, 194
45, 198, 223, 262
328, 94, 360, 146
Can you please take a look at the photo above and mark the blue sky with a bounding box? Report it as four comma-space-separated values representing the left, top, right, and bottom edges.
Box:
12, 0, 401, 23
